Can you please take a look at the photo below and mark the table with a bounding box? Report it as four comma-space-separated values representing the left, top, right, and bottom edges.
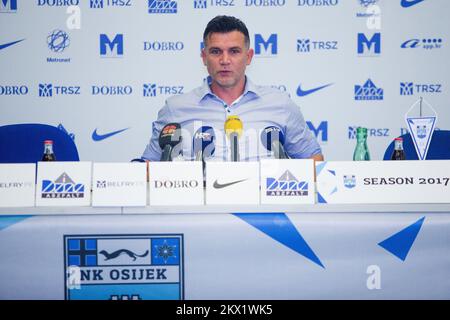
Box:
1, 204, 449, 300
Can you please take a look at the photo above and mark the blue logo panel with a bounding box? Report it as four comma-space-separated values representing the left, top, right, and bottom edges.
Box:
64, 234, 184, 300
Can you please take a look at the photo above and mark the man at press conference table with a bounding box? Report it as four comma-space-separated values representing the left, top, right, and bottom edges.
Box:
141, 15, 324, 162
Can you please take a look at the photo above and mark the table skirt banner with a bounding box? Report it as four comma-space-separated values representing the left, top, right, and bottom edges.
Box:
0, 212, 449, 299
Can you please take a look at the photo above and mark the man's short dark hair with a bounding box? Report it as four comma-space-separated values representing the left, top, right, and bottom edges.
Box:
203, 15, 250, 49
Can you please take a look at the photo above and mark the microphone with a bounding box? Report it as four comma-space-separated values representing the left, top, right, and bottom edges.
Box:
193, 126, 216, 161
261, 126, 289, 159
225, 116, 243, 162
159, 123, 182, 161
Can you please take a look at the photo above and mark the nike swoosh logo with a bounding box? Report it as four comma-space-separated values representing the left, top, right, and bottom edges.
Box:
92, 128, 129, 141
0, 39, 25, 51
213, 179, 248, 189
296, 83, 333, 97
401, 0, 425, 8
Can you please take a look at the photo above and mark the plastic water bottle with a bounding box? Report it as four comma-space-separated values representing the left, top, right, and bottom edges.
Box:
353, 127, 370, 161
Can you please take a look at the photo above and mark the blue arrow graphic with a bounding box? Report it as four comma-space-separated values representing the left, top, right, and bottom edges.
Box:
233, 213, 324, 268
378, 216, 425, 261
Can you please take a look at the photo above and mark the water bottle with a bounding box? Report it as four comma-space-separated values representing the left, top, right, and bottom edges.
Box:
353, 127, 370, 161
42, 140, 56, 161
391, 137, 406, 160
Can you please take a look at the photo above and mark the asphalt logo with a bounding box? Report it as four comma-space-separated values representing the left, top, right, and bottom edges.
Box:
0, 39, 24, 51
296, 83, 333, 97
92, 128, 129, 141
213, 179, 248, 189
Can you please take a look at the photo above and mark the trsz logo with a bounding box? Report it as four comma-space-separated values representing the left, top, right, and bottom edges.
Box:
297, 38, 338, 52
39, 83, 81, 97
255, 34, 277, 56
354, 79, 383, 100
358, 33, 381, 55
90, 0, 132, 8
193, 0, 235, 8
306, 121, 328, 142
148, 0, 177, 14
348, 126, 389, 139
401, 0, 425, 8
143, 84, 183, 97
100, 34, 123, 57
0, 0, 17, 13
400, 82, 442, 95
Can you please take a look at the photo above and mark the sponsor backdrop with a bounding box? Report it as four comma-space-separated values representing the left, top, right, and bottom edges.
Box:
0, 0, 449, 161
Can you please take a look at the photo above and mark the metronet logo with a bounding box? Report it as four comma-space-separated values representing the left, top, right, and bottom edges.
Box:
307, 121, 328, 142
148, 0, 177, 14
297, 0, 338, 6
255, 34, 277, 57
401, 0, 425, 8
0, 0, 17, 13
358, 33, 381, 56
47, 30, 70, 53
37, 0, 80, 6
348, 126, 389, 139
100, 34, 124, 57
354, 79, 383, 100
246, 0, 286, 6
92, 85, 133, 96
266, 170, 308, 197
143, 84, 183, 97
143, 41, 184, 52
194, 0, 235, 8
400, 82, 442, 96
90, 0, 132, 8
401, 38, 442, 50
0, 85, 28, 96
356, 0, 380, 18
297, 38, 338, 52
39, 83, 81, 97
41, 172, 85, 198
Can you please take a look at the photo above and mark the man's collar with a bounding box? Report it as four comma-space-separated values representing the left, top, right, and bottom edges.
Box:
198, 76, 261, 103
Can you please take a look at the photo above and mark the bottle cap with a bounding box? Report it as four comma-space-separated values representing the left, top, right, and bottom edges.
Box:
394, 137, 403, 141
44, 140, 53, 145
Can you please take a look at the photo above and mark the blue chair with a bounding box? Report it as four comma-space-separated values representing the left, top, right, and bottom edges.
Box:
383, 130, 450, 160
0, 123, 79, 163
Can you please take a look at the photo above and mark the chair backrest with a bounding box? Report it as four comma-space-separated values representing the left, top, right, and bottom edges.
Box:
383, 130, 450, 160
0, 123, 79, 163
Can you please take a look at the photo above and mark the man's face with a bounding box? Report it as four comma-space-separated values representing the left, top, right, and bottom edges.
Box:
202, 31, 254, 90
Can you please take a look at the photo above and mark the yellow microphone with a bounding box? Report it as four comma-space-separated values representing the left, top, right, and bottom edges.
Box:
224, 116, 243, 161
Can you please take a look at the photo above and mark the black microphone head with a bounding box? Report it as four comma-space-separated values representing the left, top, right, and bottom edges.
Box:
261, 126, 285, 151
159, 123, 182, 149
193, 126, 216, 159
